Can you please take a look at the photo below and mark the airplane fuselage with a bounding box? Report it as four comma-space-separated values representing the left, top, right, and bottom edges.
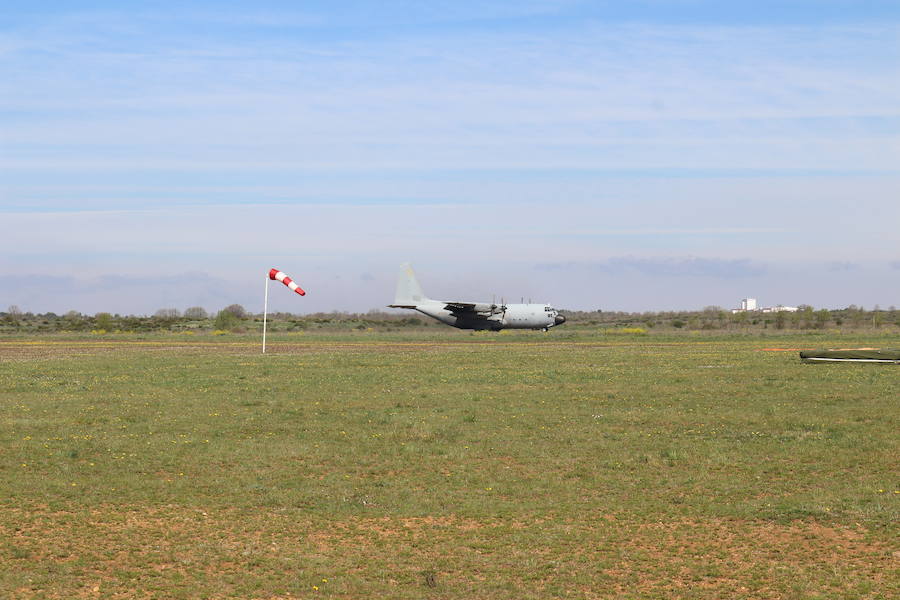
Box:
414, 300, 564, 331
388, 263, 566, 331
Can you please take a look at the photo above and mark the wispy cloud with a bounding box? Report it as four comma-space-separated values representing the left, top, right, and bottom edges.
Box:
1, 3, 899, 312
536, 257, 766, 278
3, 16, 899, 171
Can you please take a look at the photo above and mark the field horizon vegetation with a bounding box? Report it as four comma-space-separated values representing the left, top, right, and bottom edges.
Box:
2, 302, 900, 337
1, 324, 897, 597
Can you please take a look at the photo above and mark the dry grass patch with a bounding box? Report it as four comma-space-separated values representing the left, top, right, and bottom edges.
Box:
3, 504, 896, 598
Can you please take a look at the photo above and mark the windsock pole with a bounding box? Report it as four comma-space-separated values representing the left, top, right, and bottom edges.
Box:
262, 273, 270, 354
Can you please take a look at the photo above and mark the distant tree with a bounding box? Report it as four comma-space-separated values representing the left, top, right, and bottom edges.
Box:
815, 309, 830, 329
872, 305, 883, 328
222, 304, 247, 319
214, 309, 240, 331
184, 306, 208, 319
5, 305, 22, 324
671, 319, 685, 329
154, 308, 180, 319
774, 311, 786, 330
64, 310, 83, 328
847, 305, 865, 328
800, 305, 815, 329
95, 312, 114, 330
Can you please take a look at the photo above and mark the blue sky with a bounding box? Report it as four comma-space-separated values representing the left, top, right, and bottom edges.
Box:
2, 1, 899, 314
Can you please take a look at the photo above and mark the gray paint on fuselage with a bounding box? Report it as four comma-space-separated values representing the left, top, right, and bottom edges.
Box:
388, 264, 566, 331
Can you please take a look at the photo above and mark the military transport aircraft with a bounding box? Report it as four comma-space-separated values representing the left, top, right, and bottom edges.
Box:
388, 263, 566, 331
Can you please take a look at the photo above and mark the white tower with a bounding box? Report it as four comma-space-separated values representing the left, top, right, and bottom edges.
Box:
741, 298, 757, 311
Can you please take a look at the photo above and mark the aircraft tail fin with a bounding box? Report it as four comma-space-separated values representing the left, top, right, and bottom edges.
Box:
390, 263, 428, 307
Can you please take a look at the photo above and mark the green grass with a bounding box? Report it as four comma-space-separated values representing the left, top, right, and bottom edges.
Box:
1, 332, 897, 598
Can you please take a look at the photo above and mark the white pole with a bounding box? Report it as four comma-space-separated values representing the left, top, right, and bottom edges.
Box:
262, 273, 269, 354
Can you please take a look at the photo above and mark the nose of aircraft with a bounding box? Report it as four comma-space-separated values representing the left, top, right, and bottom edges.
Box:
554, 314, 566, 325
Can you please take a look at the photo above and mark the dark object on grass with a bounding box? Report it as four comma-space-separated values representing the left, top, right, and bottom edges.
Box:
800, 348, 900, 363
423, 571, 437, 588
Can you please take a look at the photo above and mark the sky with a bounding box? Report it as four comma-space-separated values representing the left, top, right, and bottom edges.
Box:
2, 1, 899, 315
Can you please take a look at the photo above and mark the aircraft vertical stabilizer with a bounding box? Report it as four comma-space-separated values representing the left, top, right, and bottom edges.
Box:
390, 262, 428, 307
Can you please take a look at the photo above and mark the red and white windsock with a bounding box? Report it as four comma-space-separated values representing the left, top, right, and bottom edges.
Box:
268, 268, 306, 296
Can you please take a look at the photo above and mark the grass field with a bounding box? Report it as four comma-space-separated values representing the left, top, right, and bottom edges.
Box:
1, 331, 897, 598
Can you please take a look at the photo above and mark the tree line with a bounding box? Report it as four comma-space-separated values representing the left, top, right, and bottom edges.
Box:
563, 304, 900, 331
1, 303, 898, 334
0, 304, 429, 334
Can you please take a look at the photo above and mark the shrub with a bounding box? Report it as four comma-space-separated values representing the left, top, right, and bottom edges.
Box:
619, 327, 647, 335
95, 312, 114, 330
214, 310, 240, 331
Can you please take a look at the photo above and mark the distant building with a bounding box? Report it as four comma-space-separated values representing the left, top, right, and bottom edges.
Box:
732, 299, 798, 314
760, 305, 798, 313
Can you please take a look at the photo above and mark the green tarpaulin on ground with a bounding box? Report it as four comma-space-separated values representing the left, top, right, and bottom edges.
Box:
800, 348, 900, 363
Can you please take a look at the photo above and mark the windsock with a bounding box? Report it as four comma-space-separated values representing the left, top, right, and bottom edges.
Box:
268, 268, 306, 296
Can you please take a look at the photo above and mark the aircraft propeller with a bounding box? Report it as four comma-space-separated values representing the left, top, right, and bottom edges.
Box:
490, 295, 507, 316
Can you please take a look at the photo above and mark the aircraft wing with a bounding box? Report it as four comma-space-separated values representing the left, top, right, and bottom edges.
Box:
444, 302, 477, 312
390, 300, 498, 314
444, 302, 500, 314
